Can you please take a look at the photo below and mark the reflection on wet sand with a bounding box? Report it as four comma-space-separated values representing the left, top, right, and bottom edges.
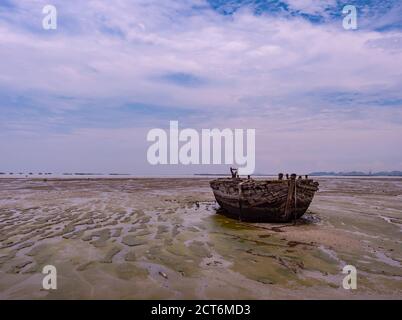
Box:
0, 177, 401, 299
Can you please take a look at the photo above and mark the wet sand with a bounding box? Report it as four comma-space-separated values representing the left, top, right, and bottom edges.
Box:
0, 177, 401, 299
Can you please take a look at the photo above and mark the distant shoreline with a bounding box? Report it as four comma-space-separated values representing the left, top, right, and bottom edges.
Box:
1, 172, 402, 179
308, 171, 402, 177
195, 171, 402, 177
1, 171, 402, 177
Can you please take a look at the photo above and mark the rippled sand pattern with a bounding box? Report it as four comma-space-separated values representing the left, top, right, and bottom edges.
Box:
0, 178, 401, 299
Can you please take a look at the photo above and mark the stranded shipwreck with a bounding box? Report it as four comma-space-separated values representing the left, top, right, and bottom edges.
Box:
210, 169, 319, 222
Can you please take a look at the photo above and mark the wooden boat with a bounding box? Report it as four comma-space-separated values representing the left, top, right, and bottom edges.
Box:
210, 169, 319, 222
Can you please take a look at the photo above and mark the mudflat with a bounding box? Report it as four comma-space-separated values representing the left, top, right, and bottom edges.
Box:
0, 177, 401, 299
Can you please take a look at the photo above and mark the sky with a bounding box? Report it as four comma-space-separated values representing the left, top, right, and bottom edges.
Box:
0, 0, 401, 175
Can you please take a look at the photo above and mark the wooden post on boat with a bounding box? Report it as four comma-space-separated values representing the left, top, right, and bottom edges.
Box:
238, 181, 246, 221
284, 174, 297, 221
230, 167, 238, 179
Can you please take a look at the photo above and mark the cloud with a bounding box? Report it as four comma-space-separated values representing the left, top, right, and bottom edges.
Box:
157, 72, 207, 87
284, 0, 337, 16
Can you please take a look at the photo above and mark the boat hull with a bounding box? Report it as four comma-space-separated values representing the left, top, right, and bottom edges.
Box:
210, 178, 319, 222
